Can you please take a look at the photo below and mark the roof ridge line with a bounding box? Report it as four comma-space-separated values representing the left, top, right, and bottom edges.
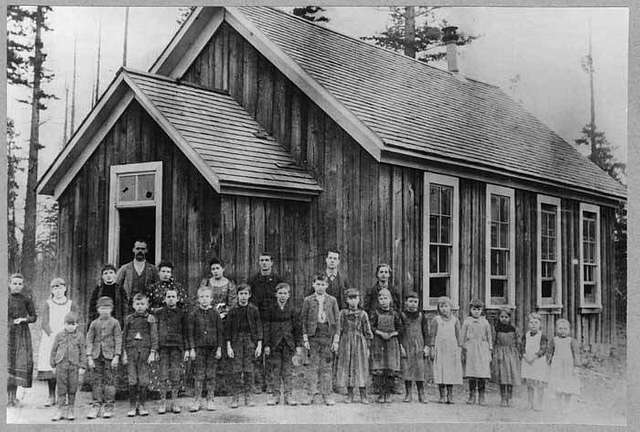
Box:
260, 6, 500, 90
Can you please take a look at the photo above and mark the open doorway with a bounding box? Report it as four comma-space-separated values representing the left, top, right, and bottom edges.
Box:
117, 207, 156, 267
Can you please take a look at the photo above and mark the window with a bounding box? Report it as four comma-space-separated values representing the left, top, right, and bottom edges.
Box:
423, 173, 459, 310
108, 162, 163, 266
485, 185, 515, 308
537, 195, 562, 310
579, 203, 601, 310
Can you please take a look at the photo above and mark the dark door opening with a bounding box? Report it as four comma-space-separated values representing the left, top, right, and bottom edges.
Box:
118, 207, 156, 267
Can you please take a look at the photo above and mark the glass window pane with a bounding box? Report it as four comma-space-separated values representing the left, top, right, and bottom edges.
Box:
430, 186, 440, 214
500, 197, 510, 222
430, 215, 439, 242
440, 216, 450, 244
137, 173, 155, 201
490, 280, 506, 303
119, 175, 136, 202
441, 186, 452, 216
429, 277, 449, 300
500, 222, 509, 248
584, 284, 596, 304
491, 223, 498, 247
542, 280, 554, 298
429, 245, 438, 274
491, 195, 499, 222
439, 245, 450, 273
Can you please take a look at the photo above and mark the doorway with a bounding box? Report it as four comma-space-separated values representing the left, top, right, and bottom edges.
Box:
117, 207, 156, 267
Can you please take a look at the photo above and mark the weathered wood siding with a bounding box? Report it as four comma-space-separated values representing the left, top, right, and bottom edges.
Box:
56, 101, 221, 321
180, 22, 617, 344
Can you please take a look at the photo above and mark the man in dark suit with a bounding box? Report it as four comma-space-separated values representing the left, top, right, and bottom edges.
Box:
116, 240, 158, 303
309, 249, 351, 310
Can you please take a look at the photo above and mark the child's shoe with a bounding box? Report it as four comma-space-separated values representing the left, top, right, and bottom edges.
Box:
438, 385, 446, 404
300, 393, 312, 406
51, 407, 65, 422
45, 395, 56, 407
383, 392, 391, 403
158, 397, 167, 414
359, 388, 369, 404
478, 391, 486, 406
206, 397, 215, 411
230, 395, 239, 409
244, 393, 255, 407
344, 387, 354, 404
87, 402, 101, 419
324, 395, 336, 406
403, 381, 412, 403
284, 393, 297, 406
102, 402, 114, 418
170, 390, 181, 413
127, 403, 137, 417
417, 388, 427, 404
138, 404, 149, 416
189, 398, 201, 412
267, 393, 279, 406
466, 392, 476, 404
446, 386, 454, 404
376, 392, 385, 403
66, 405, 76, 421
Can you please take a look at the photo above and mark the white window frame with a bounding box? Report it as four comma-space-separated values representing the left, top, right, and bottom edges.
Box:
485, 184, 516, 309
108, 162, 163, 266
579, 203, 602, 310
423, 173, 459, 310
536, 195, 562, 310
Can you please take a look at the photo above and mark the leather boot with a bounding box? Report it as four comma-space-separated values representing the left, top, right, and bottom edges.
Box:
417, 381, 427, 404
344, 387, 354, 404
127, 385, 138, 416
359, 387, 369, 404
446, 385, 454, 404
158, 391, 167, 414
138, 386, 149, 416
102, 401, 114, 418
190, 382, 202, 412
466, 379, 477, 404
403, 381, 412, 402
478, 379, 486, 406
438, 385, 446, 404
506, 385, 513, 407
171, 389, 181, 413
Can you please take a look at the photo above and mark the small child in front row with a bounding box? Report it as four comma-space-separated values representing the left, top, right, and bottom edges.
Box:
461, 298, 492, 405
155, 287, 190, 414
430, 296, 462, 404
399, 291, 429, 404
369, 288, 403, 403
492, 308, 521, 407
334, 288, 373, 404
86, 296, 122, 419
521, 312, 548, 411
122, 293, 158, 417
226, 283, 263, 408
49, 312, 86, 421
547, 319, 581, 410
188, 285, 223, 412
263, 282, 302, 406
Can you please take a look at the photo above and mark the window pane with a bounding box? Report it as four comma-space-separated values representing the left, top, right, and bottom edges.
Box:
584, 283, 596, 304
490, 280, 506, 303
430, 186, 440, 214
542, 280, 554, 298
441, 186, 452, 216
438, 245, 450, 273
119, 175, 136, 202
491, 250, 507, 276
440, 216, 451, 244
491, 196, 499, 222
429, 245, 438, 274
491, 223, 498, 248
430, 215, 439, 242
500, 222, 509, 248
583, 265, 593, 283
137, 173, 155, 201
500, 196, 510, 222
430, 277, 449, 299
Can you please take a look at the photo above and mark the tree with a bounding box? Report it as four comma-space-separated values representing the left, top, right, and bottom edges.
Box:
363, 6, 477, 63
575, 124, 625, 182
292, 6, 329, 23
7, 118, 23, 273
8, 6, 57, 287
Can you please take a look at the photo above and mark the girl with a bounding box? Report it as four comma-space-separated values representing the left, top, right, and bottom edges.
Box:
461, 299, 492, 405
363, 264, 400, 314
492, 308, 521, 407
547, 319, 581, 410
37, 278, 76, 407
400, 291, 430, 403
430, 296, 462, 404
521, 312, 548, 411
8, 273, 37, 407
369, 288, 403, 403
334, 288, 373, 404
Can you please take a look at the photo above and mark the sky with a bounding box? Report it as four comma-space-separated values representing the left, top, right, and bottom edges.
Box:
6, 6, 629, 228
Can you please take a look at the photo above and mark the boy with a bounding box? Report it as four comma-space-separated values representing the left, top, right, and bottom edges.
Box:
122, 293, 158, 417
301, 273, 340, 405
86, 296, 122, 419
226, 283, 263, 408
50, 312, 86, 421
263, 282, 302, 406
155, 287, 190, 414
188, 285, 223, 412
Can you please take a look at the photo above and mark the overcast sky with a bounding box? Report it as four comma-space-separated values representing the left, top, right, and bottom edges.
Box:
6, 6, 628, 219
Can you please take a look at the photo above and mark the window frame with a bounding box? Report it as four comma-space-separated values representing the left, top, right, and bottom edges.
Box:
536, 195, 562, 311
579, 203, 602, 311
485, 184, 516, 309
423, 173, 459, 311
108, 162, 163, 266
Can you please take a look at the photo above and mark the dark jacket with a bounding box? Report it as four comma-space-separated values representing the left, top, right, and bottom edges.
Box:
263, 300, 302, 350
189, 306, 223, 349
248, 272, 284, 318
123, 312, 158, 352
301, 293, 339, 338
86, 316, 123, 360
225, 303, 263, 343
155, 306, 190, 349
88, 282, 129, 329
50, 328, 87, 368
116, 261, 158, 298
306, 271, 351, 310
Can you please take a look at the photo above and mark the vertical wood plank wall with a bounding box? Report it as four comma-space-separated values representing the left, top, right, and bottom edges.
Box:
56, 101, 221, 321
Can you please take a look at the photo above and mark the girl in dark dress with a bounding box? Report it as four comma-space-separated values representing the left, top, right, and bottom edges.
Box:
8, 273, 37, 407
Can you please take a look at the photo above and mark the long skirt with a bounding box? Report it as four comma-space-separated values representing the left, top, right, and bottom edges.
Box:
8, 323, 34, 388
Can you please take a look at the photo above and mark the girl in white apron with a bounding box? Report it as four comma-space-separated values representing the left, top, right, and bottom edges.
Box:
521, 312, 548, 411
547, 319, 581, 411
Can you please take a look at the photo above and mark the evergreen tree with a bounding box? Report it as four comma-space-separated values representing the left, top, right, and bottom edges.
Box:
363, 6, 477, 63
292, 6, 329, 23
6, 118, 23, 273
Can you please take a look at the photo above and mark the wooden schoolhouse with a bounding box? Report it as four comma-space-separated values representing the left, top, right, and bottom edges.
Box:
38, 7, 625, 347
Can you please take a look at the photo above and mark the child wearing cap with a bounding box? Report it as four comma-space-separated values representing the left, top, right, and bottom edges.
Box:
86, 296, 122, 419
49, 312, 86, 421
400, 291, 430, 404
122, 293, 158, 417
334, 288, 373, 404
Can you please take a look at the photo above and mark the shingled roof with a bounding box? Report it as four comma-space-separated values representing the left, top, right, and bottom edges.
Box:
230, 6, 624, 200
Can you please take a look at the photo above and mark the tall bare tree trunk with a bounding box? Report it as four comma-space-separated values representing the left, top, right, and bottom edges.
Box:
404, 6, 416, 58
21, 6, 45, 289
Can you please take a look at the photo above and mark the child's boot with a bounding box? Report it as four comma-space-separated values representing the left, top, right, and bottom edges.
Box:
159, 391, 167, 414
103, 401, 114, 418
446, 385, 454, 404
171, 389, 181, 413
478, 379, 486, 406
403, 381, 412, 403
52, 399, 65, 421
506, 385, 513, 407
345, 387, 354, 404
284, 392, 297, 406
376, 377, 385, 403
45, 381, 56, 407
138, 386, 149, 416
206, 392, 215, 411
127, 385, 138, 417
87, 402, 101, 419
534, 387, 544, 412
359, 387, 369, 404
230, 394, 240, 409
416, 381, 427, 404
66, 396, 76, 421
190, 382, 202, 412
499, 385, 506, 407
526, 386, 534, 410
466, 379, 477, 404
438, 385, 446, 404
267, 391, 279, 406
244, 382, 255, 407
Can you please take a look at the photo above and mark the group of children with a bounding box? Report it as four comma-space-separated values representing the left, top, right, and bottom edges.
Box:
7, 269, 582, 422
